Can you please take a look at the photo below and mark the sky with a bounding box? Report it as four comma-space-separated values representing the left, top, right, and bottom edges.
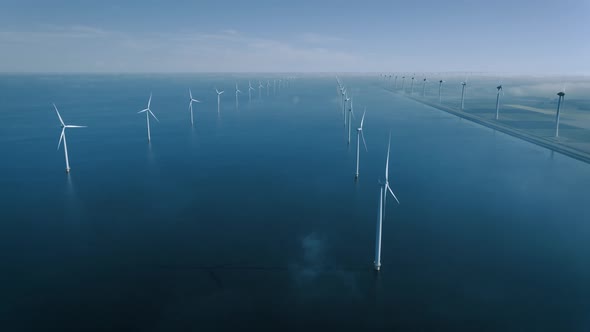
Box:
0, 0, 589, 74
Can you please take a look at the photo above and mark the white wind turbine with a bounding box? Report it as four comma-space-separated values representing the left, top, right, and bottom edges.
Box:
137, 93, 159, 142
410, 74, 415, 95
460, 75, 468, 110
495, 83, 504, 120
374, 133, 400, 271
235, 83, 242, 109
248, 81, 255, 103
266, 80, 270, 96
258, 81, 264, 100
347, 96, 356, 144
355, 109, 368, 179
53, 103, 86, 173
422, 78, 428, 97
216, 88, 224, 114
555, 87, 566, 137
344, 93, 350, 127
438, 79, 445, 104
188, 89, 201, 126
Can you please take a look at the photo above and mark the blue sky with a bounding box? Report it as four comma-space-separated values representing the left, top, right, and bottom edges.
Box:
1, 0, 588, 73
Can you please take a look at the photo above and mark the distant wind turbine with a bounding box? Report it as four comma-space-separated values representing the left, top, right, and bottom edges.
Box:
248, 81, 255, 102
374, 133, 400, 271
401, 76, 406, 91
235, 83, 242, 109
460, 78, 467, 110
53, 103, 86, 172
216, 88, 224, 115
355, 109, 368, 179
266, 80, 270, 96
188, 89, 200, 126
274, 79, 277, 95
555, 88, 566, 137
410, 74, 415, 95
495, 84, 504, 120
394, 75, 398, 89
438, 80, 445, 104
344, 93, 350, 127
137, 93, 159, 142
348, 97, 356, 144
258, 81, 264, 99
422, 78, 428, 97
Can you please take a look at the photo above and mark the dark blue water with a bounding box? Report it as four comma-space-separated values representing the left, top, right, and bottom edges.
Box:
1, 74, 589, 331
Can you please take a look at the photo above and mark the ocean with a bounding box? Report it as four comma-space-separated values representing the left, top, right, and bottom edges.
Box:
0, 74, 589, 331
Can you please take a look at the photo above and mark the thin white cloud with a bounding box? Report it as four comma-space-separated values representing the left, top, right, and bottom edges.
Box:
0, 26, 363, 72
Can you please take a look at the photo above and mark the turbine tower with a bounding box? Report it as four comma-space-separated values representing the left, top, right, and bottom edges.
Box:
410, 75, 415, 95
137, 93, 159, 142
422, 78, 427, 97
438, 80, 445, 104
401, 76, 406, 91
374, 133, 400, 271
235, 83, 242, 109
495, 84, 503, 120
216, 88, 224, 115
555, 89, 566, 137
258, 81, 264, 100
344, 93, 350, 127
347, 97, 355, 144
394, 75, 398, 89
355, 110, 368, 179
188, 89, 200, 126
460, 80, 467, 110
248, 81, 255, 103
53, 104, 86, 172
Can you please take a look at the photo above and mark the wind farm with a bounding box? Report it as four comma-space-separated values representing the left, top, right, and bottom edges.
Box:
2, 1, 590, 331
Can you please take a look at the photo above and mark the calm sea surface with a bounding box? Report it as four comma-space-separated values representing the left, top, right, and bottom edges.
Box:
0, 74, 589, 331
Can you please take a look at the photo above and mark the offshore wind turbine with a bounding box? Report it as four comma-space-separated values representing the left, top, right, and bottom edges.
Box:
235, 83, 242, 109
53, 103, 86, 173
216, 88, 224, 114
401, 76, 406, 91
347, 97, 356, 144
248, 81, 255, 102
258, 81, 264, 100
355, 109, 368, 179
374, 133, 400, 271
460, 78, 467, 110
438, 80, 445, 103
394, 75, 398, 89
555, 88, 566, 137
266, 80, 270, 96
410, 74, 415, 95
422, 78, 428, 97
495, 84, 504, 120
137, 93, 159, 142
344, 93, 350, 127
188, 89, 201, 126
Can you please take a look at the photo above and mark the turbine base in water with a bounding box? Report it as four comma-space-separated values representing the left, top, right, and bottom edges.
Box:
374, 262, 381, 271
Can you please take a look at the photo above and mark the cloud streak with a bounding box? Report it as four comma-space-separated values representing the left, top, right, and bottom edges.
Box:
0, 26, 362, 72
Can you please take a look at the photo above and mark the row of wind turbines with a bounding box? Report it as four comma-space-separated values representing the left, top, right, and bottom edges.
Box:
52, 78, 294, 173
381, 73, 567, 138
336, 77, 397, 271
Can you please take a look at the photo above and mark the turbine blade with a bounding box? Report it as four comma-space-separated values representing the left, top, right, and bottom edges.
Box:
65, 125, 86, 128
360, 109, 366, 128
57, 128, 64, 150
361, 131, 368, 152
193, 99, 201, 103
138, 109, 148, 113
387, 185, 400, 204
189, 88, 193, 100
53, 103, 65, 126
149, 110, 159, 122
148, 93, 152, 109
385, 132, 391, 182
